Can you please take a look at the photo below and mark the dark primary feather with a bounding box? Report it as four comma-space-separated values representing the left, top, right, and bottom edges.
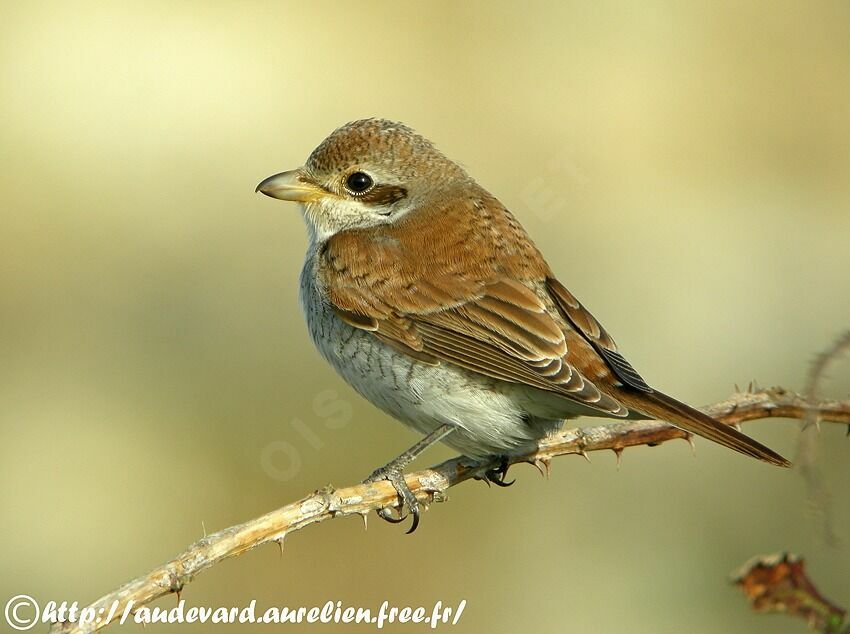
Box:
547, 277, 652, 392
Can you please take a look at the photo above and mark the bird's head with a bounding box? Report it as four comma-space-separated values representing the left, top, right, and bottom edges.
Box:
257, 119, 469, 241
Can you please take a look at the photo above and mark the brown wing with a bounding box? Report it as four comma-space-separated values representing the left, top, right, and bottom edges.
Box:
319, 192, 629, 417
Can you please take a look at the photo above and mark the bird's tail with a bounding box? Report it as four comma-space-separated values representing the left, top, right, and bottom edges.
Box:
618, 390, 791, 467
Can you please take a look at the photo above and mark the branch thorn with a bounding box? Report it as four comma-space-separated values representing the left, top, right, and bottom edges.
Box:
612, 447, 623, 470
532, 456, 551, 479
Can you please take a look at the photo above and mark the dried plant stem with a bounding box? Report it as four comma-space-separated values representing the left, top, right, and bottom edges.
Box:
50, 386, 850, 634
798, 330, 850, 546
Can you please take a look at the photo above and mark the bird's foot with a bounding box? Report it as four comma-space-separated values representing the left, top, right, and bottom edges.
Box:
360, 424, 454, 534
484, 456, 515, 487
363, 464, 422, 534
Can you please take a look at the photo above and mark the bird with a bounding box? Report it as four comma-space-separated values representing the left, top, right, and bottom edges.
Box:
257, 118, 790, 532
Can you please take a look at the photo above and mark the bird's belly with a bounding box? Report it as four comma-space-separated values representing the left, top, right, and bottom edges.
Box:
299, 270, 562, 458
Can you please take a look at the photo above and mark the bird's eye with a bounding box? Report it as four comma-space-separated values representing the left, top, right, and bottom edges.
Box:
345, 171, 374, 195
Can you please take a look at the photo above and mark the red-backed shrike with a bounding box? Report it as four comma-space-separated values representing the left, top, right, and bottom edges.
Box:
258, 119, 789, 532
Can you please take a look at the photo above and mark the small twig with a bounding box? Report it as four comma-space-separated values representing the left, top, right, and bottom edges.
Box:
49, 387, 850, 634
798, 331, 850, 546
802, 331, 850, 415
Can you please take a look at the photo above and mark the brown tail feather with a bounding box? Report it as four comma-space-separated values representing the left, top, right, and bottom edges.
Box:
618, 390, 791, 467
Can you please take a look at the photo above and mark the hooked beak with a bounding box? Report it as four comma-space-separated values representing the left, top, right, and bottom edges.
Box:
255, 169, 324, 202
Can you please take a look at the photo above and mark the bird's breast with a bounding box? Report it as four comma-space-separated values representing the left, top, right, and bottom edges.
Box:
297, 246, 570, 458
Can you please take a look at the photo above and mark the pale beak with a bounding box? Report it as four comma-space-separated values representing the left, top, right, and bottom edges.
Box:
255, 169, 325, 202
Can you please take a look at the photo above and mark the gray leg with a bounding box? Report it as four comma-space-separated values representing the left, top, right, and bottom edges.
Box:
364, 423, 454, 534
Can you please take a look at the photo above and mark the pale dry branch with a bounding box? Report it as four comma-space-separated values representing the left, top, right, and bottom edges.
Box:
50, 386, 850, 634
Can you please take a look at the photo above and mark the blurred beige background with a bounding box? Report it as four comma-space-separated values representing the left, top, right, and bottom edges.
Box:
2, 1, 849, 632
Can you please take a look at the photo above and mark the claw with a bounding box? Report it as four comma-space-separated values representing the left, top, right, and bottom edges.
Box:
487, 473, 515, 487
406, 507, 420, 534
365, 466, 422, 534
484, 456, 515, 487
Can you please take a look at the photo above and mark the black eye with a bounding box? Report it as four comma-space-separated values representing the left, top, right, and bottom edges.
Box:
345, 171, 374, 195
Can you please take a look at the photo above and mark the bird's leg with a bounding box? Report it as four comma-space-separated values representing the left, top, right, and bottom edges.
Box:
484, 455, 515, 487
363, 423, 454, 534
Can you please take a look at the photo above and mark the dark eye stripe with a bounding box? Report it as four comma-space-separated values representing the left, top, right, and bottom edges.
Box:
359, 185, 408, 206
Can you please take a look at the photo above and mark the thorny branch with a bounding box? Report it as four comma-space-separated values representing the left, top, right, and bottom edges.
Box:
49, 386, 850, 633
